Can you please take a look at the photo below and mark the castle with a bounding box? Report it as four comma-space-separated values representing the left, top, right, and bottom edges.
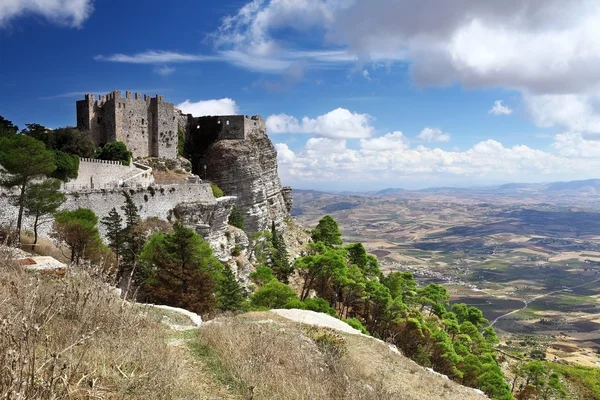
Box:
76, 90, 266, 159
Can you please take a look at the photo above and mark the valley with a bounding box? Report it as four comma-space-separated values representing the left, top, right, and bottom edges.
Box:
292, 183, 600, 367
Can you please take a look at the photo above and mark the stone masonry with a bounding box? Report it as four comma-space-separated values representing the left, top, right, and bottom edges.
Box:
77, 91, 180, 159
76, 92, 292, 233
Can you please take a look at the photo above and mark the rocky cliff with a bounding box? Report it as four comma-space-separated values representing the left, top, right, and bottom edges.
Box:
187, 117, 290, 233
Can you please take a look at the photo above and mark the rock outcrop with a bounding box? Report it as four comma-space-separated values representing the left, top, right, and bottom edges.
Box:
173, 196, 237, 260
188, 118, 289, 233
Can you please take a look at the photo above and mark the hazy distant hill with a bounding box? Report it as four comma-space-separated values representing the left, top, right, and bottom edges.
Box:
545, 179, 600, 192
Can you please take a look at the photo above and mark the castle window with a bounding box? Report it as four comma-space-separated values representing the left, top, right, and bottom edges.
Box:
142, 118, 145, 125
97, 117, 102, 123
226, 120, 230, 125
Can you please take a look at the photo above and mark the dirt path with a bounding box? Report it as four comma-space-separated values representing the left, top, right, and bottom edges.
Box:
490, 277, 600, 327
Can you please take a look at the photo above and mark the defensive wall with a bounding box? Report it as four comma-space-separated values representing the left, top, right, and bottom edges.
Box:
0, 183, 216, 240
77, 91, 179, 159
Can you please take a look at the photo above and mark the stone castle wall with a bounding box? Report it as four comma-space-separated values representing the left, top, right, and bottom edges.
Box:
67, 158, 135, 189
77, 91, 180, 159
0, 183, 217, 240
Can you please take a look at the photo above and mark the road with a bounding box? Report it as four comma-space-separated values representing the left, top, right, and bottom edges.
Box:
489, 277, 600, 327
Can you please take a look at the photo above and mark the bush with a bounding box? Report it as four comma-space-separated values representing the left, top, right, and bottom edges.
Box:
250, 280, 298, 309
228, 205, 244, 229
231, 244, 242, 256
211, 182, 224, 198
249, 265, 277, 286
344, 318, 369, 335
301, 297, 338, 317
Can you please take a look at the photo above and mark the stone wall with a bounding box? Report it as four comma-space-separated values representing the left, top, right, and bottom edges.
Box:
0, 183, 215, 239
77, 91, 180, 159
66, 158, 134, 189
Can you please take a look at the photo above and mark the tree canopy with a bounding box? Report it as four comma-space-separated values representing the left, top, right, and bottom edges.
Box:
0, 134, 56, 238
96, 141, 132, 165
311, 215, 343, 247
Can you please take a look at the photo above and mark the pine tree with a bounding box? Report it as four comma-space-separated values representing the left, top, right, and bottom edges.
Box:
119, 191, 145, 289
101, 207, 124, 270
23, 178, 65, 245
217, 266, 245, 311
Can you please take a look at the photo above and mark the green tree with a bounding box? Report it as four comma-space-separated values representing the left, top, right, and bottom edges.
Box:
294, 242, 347, 301
311, 215, 343, 247
101, 208, 124, 271
217, 266, 245, 311
53, 208, 102, 265
140, 222, 222, 315
228, 205, 245, 229
96, 141, 132, 165
0, 115, 18, 137
23, 178, 65, 245
0, 135, 56, 239
119, 192, 145, 288
249, 265, 277, 286
52, 150, 79, 181
382, 271, 418, 303
23, 125, 95, 158
177, 128, 185, 157
250, 280, 299, 309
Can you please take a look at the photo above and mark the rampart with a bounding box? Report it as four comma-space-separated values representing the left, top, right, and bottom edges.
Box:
0, 183, 217, 240
77, 91, 179, 159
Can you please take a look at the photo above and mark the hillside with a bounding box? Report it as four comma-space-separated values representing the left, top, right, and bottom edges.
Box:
0, 251, 488, 399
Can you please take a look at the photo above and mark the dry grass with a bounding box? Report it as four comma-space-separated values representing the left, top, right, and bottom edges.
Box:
0, 251, 197, 399
195, 314, 396, 400
195, 313, 489, 400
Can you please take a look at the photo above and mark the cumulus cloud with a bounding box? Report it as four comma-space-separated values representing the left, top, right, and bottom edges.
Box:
275, 131, 600, 186
176, 98, 238, 116
266, 108, 374, 139
0, 0, 94, 28
417, 127, 450, 142
360, 131, 408, 151
213, 0, 600, 131
489, 100, 513, 116
274, 143, 296, 163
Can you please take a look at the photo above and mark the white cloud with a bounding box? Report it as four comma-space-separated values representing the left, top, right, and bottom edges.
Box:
525, 93, 600, 133
94, 51, 218, 64
274, 143, 296, 163
276, 130, 600, 187
362, 69, 371, 81
176, 98, 238, 116
214, 0, 600, 131
154, 65, 175, 76
489, 100, 513, 116
0, 0, 94, 28
360, 131, 408, 151
417, 127, 450, 142
266, 108, 374, 139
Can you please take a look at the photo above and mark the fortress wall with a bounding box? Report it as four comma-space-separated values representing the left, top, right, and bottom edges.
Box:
154, 98, 178, 159
117, 91, 153, 157
0, 183, 215, 239
244, 115, 265, 137
67, 158, 134, 189
216, 115, 246, 140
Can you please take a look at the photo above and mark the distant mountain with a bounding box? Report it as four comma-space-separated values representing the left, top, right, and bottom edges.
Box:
373, 188, 407, 196
545, 179, 600, 192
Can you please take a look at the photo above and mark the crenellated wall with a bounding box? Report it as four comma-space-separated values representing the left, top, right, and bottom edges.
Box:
77, 91, 180, 159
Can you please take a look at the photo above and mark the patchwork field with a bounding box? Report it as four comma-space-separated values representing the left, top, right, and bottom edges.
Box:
293, 187, 600, 366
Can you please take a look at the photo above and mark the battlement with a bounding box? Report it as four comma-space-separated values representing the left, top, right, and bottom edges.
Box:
80, 158, 124, 165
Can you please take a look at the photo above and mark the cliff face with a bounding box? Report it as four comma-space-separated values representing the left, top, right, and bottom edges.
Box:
188, 119, 289, 233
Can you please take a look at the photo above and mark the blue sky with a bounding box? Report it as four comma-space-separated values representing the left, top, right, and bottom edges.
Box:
2, 0, 600, 190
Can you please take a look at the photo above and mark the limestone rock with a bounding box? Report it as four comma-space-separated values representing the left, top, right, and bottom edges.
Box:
199, 124, 290, 233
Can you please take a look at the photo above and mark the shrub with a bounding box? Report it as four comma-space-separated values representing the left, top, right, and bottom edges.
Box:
344, 318, 369, 335
228, 205, 244, 229
211, 182, 223, 198
250, 280, 298, 309
232, 244, 242, 256
302, 297, 338, 317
